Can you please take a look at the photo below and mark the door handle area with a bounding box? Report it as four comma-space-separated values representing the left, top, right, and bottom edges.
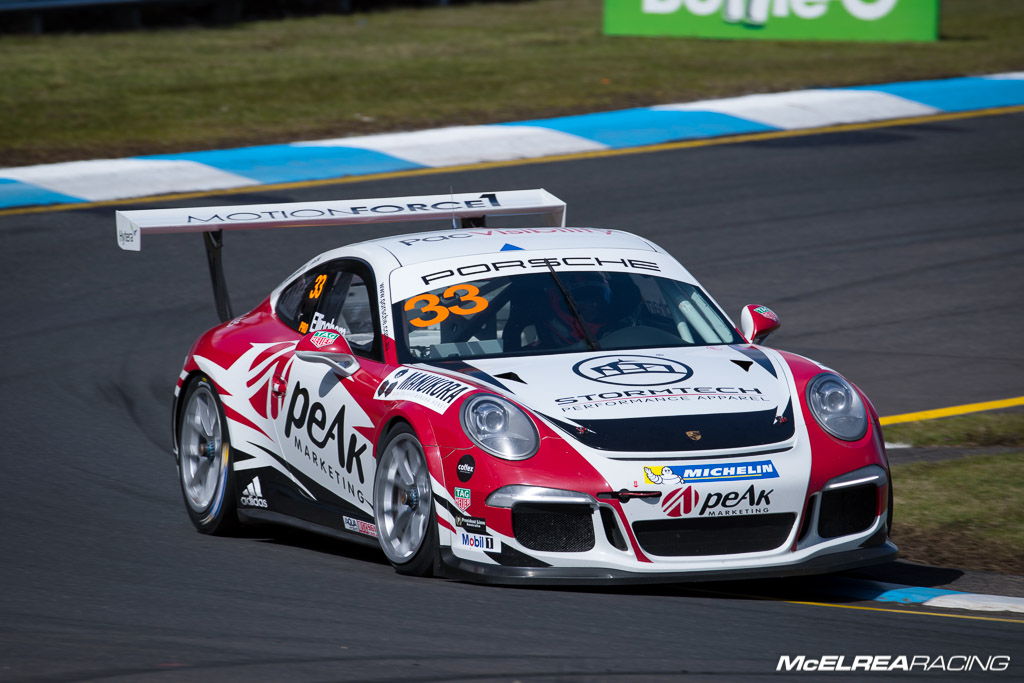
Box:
272, 376, 287, 396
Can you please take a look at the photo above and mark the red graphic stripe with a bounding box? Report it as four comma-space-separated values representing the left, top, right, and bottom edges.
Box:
223, 405, 270, 440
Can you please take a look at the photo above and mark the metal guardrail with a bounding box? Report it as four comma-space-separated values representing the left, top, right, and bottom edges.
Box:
0, 0, 455, 31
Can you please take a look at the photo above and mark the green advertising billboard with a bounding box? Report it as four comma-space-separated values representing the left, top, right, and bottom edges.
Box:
605, 0, 940, 42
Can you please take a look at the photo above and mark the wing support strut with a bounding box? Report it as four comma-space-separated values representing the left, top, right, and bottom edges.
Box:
203, 230, 234, 323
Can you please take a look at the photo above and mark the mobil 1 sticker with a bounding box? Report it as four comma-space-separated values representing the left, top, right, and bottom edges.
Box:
456, 531, 499, 552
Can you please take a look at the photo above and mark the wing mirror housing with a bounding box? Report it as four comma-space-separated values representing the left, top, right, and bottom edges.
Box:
740, 305, 781, 345
295, 329, 359, 378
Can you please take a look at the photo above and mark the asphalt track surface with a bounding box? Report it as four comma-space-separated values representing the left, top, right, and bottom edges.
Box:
1, 113, 1022, 681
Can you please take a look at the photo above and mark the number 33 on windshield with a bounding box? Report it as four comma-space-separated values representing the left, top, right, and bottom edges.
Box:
405, 284, 489, 328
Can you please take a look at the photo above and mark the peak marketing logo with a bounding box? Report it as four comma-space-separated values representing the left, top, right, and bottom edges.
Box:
606, 0, 938, 43
662, 485, 772, 517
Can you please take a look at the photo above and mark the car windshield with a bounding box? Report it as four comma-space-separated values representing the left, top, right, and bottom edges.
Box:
394, 270, 741, 362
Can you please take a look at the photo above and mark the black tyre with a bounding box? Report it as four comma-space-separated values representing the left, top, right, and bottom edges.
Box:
177, 376, 239, 535
373, 424, 439, 576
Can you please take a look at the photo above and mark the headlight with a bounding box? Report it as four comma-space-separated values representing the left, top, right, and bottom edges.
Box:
460, 394, 539, 460
806, 373, 868, 441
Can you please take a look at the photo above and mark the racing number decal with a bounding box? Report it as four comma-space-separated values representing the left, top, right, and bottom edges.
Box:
444, 284, 488, 315
405, 284, 489, 328
405, 294, 448, 328
308, 274, 328, 300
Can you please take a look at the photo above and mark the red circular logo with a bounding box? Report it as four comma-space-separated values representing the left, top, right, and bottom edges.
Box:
662, 486, 700, 517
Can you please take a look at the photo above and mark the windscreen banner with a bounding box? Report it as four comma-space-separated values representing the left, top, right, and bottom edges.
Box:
604, 0, 940, 42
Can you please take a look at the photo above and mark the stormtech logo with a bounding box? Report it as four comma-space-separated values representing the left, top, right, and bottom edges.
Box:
573, 355, 693, 387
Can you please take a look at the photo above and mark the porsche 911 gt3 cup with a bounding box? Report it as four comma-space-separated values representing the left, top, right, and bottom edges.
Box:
117, 189, 896, 583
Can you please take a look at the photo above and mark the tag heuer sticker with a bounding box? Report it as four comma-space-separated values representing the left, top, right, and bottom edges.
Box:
454, 487, 471, 511
310, 330, 340, 348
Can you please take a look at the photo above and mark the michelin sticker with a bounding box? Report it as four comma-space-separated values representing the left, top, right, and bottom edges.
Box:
374, 367, 472, 414
644, 460, 779, 485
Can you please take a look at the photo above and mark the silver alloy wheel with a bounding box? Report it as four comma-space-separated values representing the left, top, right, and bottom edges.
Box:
179, 383, 226, 513
374, 433, 433, 564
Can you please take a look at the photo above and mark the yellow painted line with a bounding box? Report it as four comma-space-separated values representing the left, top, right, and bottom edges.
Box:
784, 599, 1024, 624
880, 396, 1024, 426
689, 586, 1024, 624
2, 104, 1024, 219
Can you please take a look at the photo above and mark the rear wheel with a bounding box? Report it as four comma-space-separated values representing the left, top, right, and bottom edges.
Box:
177, 376, 238, 535
373, 425, 438, 576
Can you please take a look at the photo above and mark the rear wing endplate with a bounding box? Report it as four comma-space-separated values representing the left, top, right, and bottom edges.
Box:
115, 189, 566, 322
115, 189, 565, 251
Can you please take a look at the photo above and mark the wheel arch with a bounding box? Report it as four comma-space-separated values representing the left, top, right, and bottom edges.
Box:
374, 410, 446, 483
172, 367, 236, 459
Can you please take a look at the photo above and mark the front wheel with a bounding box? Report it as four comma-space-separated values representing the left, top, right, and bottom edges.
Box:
373, 425, 439, 576
177, 376, 238, 535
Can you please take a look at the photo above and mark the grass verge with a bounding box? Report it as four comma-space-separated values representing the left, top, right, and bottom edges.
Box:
891, 452, 1023, 574
2, 0, 1023, 166
883, 411, 1024, 447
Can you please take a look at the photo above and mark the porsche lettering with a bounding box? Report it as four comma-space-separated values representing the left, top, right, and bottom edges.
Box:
421, 257, 660, 285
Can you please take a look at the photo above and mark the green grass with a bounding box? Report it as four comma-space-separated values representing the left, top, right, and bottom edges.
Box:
884, 411, 1024, 447
891, 452, 1024, 573
1, 0, 1022, 166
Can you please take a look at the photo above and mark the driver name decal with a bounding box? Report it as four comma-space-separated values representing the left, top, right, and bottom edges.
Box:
375, 368, 472, 414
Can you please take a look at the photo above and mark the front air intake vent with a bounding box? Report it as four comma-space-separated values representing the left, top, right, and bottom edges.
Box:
512, 503, 595, 552
632, 513, 796, 556
818, 484, 877, 539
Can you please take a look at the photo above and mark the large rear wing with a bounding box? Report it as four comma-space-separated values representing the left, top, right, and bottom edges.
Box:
115, 189, 565, 251
115, 189, 566, 322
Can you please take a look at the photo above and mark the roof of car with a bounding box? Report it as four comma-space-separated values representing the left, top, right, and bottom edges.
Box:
355, 227, 664, 267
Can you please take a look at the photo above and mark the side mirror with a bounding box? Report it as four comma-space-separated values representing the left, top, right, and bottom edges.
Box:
740, 305, 781, 345
295, 329, 359, 378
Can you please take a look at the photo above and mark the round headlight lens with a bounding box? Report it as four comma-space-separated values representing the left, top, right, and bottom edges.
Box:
460, 394, 539, 460
806, 373, 868, 441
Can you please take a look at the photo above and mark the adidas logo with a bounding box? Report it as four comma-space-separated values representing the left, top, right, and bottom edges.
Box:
239, 476, 269, 508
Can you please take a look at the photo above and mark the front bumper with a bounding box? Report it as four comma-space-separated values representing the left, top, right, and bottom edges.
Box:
438, 541, 898, 586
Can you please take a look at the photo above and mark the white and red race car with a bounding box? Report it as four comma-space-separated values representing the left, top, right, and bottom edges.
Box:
117, 189, 896, 583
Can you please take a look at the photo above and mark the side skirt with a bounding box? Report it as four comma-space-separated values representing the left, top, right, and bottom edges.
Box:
238, 508, 382, 550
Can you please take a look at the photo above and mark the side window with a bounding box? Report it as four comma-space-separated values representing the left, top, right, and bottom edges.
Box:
276, 270, 324, 334
311, 265, 379, 360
